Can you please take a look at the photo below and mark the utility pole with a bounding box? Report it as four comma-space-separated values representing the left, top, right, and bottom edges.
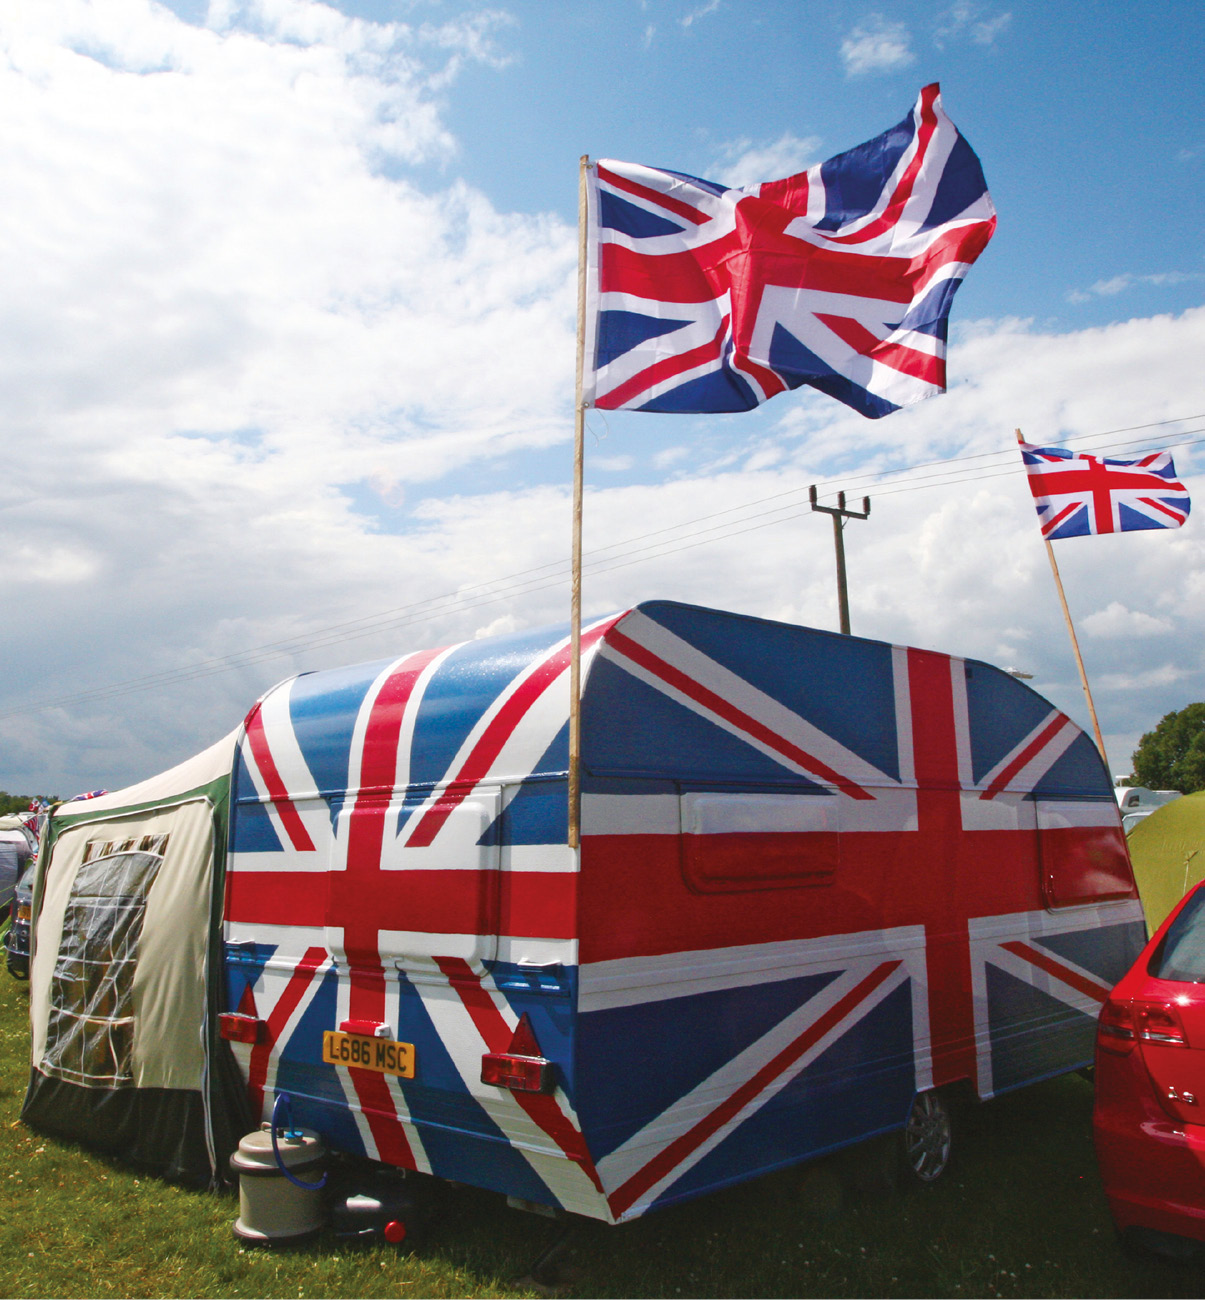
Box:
809, 486, 870, 635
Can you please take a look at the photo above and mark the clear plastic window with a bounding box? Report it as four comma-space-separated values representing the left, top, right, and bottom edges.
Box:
42, 837, 168, 1087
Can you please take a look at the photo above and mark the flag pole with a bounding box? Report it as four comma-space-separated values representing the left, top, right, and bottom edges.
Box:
1016, 429, 1108, 764
568, 155, 590, 850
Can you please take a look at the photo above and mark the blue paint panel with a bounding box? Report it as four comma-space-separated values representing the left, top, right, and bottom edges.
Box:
920, 132, 989, 230
275, 968, 367, 1158
288, 663, 381, 796
598, 190, 687, 239
576, 970, 840, 1160
597, 310, 692, 368
638, 365, 759, 413
230, 750, 284, 851
1032, 731, 1112, 799
768, 324, 899, 419
815, 110, 913, 231
1034, 921, 1146, 985
628, 602, 902, 782
406, 622, 569, 789
647, 982, 915, 1211
223, 942, 276, 1010
583, 657, 832, 787
986, 964, 1097, 1094
963, 660, 1063, 789
488, 960, 578, 1103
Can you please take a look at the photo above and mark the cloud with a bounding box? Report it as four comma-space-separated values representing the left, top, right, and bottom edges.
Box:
933, 3, 1012, 50
1082, 602, 1174, 639
1067, 270, 1205, 302
681, 0, 722, 29
840, 15, 915, 76
710, 132, 822, 188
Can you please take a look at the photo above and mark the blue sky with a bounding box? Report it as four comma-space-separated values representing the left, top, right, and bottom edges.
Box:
1, 0, 1203, 793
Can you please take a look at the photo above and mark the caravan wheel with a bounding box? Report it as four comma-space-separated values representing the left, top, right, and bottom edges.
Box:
900, 1090, 953, 1184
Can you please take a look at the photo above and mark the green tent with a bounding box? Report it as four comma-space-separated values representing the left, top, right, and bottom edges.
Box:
1126, 790, 1205, 934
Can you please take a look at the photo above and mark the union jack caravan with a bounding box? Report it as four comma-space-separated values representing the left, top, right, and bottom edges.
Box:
23, 601, 1144, 1222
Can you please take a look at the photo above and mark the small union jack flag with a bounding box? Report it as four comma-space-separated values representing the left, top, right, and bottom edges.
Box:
1020, 441, 1192, 539
584, 83, 996, 419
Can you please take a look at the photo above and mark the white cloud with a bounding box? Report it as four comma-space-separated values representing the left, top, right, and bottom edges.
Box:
710, 132, 821, 188
934, 3, 1012, 50
840, 15, 915, 76
1082, 602, 1174, 639
681, 0, 721, 29
1068, 270, 1205, 302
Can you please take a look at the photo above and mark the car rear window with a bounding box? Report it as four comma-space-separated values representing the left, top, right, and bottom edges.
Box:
1152, 887, 1205, 982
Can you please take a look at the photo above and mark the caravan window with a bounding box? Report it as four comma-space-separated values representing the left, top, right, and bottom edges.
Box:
42, 835, 169, 1087
681, 791, 838, 892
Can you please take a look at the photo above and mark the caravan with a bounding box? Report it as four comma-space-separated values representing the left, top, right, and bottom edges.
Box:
25, 602, 1145, 1223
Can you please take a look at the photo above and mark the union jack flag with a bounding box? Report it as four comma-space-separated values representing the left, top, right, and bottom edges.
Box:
1020, 441, 1192, 539
584, 83, 996, 419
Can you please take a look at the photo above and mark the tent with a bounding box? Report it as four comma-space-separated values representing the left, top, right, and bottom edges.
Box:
1126, 791, 1205, 934
22, 729, 250, 1185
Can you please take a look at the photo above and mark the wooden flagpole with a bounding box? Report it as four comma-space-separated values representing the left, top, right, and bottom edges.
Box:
1016, 428, 1108, 763
568, 156, 590, 850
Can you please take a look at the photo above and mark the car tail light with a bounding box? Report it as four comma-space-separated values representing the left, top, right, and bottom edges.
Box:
481, 1013, 554, 1095
218, 1012, 264, 1044
1097, 998, 1136, 1053
1135, 1000, 1189, 1047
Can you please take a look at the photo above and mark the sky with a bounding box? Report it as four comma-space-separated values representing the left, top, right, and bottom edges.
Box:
1, 0, 1203, 796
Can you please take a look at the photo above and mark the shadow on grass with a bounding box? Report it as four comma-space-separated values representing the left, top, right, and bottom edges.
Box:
3, 978, 1204, 1298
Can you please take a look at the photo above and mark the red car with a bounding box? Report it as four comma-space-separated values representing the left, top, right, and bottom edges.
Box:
1094, 880, 1205, 1258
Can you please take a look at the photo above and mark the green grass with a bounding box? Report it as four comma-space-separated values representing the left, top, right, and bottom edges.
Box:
1, 978, 1202, 1298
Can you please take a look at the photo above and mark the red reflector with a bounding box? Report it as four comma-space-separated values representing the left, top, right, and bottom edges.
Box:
218, 1012, 263, 1045
383, 1219, 407, 1244
481, 1052, 554, 1094
1097, 999, 1136, 1053
1136, 1001, 1189, 1047
340, 1019, 389, 1038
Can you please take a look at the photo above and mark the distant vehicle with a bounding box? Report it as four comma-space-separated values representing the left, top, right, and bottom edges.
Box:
1116, 786, 1183, 835
0, 817, 35, 916
1094, 878, 1205, 1258
5, 862, 34, 979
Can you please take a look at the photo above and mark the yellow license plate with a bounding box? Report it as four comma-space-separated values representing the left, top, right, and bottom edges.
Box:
322, 1030, 415, 1078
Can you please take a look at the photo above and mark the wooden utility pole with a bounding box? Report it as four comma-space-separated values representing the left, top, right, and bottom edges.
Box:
809, 486, 870, 635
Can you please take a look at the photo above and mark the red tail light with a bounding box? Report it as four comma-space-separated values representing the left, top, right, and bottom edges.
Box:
218, 1012, 264, 1044
481, 1013, 555, 1095
1097, 998, 1136, 1053
1135, 1001, 1189, 1047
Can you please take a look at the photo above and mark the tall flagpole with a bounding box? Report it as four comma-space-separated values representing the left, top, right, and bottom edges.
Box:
1016, 429, 1109, 763
568, 156, 590, 850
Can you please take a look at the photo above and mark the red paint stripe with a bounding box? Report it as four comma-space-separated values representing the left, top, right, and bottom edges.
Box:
229, 869, 577, 940
406, 618, 622, 847
608, 960, 901, 1218
1000, 940, 1110, 1004
597, 164, 710, 226
606, 627, 874, 799
247, 945, 327, 1118
596, 318, 729, 410
243, 703, 316, 853
357, 647, 448, 792
436, 958, 602, 1191
815, 314, 943, 387
979, 715, 1069, 800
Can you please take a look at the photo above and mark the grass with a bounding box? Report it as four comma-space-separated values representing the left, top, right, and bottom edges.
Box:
2, 978, 1204, 1298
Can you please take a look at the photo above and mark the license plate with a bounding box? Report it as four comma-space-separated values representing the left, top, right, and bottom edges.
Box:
322, 1030, 415, 1078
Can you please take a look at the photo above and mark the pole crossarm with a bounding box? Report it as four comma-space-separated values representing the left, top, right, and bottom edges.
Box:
809, 486, 871, 636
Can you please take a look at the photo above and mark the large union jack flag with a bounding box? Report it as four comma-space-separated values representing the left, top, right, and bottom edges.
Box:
584, 83, 996, 419
1020, 441, 1192, 539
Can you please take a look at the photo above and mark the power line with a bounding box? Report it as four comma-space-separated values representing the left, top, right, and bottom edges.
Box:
4, 413, 1201, 720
